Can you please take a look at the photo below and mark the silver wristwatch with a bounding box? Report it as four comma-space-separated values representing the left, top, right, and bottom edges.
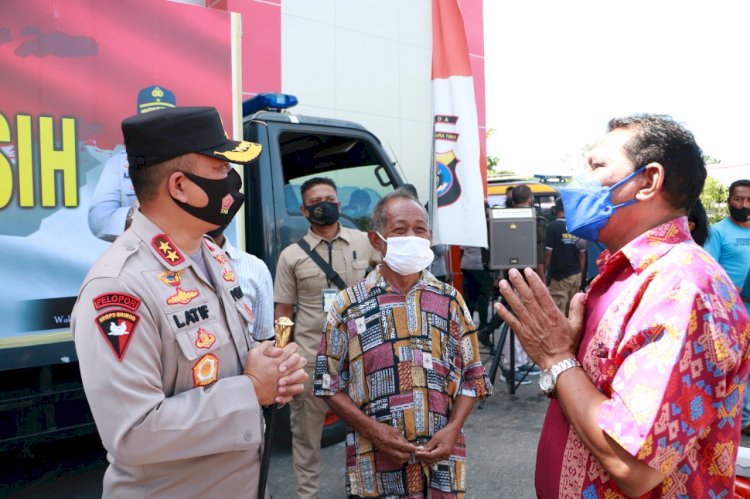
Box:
539, 358, 581, 396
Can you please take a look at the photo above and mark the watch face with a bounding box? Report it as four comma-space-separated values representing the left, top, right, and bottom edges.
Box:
539, 371, 554, 393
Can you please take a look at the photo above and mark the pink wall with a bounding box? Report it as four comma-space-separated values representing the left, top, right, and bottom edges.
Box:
212, 0, 282, 98
458, 0, 487, 196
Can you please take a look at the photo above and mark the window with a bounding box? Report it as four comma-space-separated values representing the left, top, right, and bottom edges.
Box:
280, 131, 397, 231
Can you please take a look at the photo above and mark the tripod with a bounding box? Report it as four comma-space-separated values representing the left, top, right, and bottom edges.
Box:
477, 310, 533, 407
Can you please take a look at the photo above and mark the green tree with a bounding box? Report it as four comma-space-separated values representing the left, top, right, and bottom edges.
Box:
486, 128, 502, 175
700, 176, 728, 225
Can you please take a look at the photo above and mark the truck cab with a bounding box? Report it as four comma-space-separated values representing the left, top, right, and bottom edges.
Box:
241, 93, 403, 273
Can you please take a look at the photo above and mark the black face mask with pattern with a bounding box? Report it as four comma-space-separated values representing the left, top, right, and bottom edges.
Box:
304, 201, 340, 226
172, 168, 244, 227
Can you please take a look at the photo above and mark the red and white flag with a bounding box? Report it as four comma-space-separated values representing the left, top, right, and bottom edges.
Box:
431, 0, 487, 247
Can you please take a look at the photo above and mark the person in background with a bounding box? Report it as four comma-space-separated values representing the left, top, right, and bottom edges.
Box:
496, 113, 749, 497
430, 243, 451, 283
274, 177, 379, 499
88, 85, 177, 241
460, 245, 492, 331
687, 199, 709, 246
207, 225, 274, 342
314, 187, 491, 497
705, 179, 750, 434
544, 197, 586, 314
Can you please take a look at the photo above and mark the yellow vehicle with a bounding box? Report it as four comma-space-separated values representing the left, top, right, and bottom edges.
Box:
487, 175, 567, 220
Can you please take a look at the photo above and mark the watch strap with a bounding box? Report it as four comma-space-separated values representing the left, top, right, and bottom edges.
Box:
542, 357, 581, 395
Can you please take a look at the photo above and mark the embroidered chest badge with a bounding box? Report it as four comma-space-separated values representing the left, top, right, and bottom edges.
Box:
222, 268, 235, 282
193, 354, 219, 387
242, 302, 255, 321
157, 270, 183, 287
195, 328, 217, 349
152, 233, 185, 266
166, 288, 200, 306
95, 310, 140, 361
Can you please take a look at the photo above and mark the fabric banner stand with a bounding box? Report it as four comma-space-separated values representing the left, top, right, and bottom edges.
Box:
430, 0, 487, 248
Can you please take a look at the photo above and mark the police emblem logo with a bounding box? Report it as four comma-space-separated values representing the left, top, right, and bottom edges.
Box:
195, 328, 216, 349
95, 310, 140, 361
222, 268, 235, 282
193, 354, 219, 387
157, 270, 183, 287
166, 288, 200, 306
435, 150, 462, 207
214, 254, 228, 265
220, 193, 233, 214
151, 234, 185, 266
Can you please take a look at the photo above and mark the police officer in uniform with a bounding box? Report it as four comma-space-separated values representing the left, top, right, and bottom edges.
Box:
72, 106, 307, 498
274, 177, 379, 499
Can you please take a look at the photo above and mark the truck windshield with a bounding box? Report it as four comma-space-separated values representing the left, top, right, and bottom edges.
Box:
280, 131, 397, 232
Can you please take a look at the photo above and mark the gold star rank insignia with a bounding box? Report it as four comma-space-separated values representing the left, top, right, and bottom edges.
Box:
151, 234, 185, 266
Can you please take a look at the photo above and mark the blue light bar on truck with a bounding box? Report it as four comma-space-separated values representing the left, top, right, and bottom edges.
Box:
242, 93, 299, 116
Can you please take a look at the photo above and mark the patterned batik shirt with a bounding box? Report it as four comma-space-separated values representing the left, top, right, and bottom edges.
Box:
536, 217, 750, 498
314, 266, 491, 498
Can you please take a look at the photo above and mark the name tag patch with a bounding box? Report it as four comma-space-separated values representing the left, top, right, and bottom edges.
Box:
172, 304, 210, 328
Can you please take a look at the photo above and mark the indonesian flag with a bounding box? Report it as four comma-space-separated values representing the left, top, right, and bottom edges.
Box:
431, 0, 487, 247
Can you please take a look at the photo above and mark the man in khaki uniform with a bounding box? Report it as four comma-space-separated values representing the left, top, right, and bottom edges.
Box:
72, 106, 307, 498
274, 177, 379, 499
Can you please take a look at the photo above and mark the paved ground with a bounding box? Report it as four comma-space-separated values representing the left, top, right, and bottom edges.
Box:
5, 342, 749, 498
266, 356, 549, 498
0, 344, 549, 498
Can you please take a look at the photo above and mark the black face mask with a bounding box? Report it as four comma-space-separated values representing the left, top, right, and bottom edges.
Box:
729, 205, 750, 223
305, 201, 340, 226
172, 168, 244, 227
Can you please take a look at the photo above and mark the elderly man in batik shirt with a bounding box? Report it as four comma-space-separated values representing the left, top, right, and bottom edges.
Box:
314, 187, 491, 498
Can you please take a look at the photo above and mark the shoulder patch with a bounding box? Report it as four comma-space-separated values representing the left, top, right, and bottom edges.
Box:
95, 310, 139, 361
93, 292, 141, 311
152, 234, 185, 266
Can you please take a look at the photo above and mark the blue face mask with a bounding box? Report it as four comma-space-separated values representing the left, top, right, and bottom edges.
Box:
560, 166, 646, 242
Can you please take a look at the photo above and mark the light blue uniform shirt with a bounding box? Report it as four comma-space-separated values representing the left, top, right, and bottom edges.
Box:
88, 150, 137, 241
221, 239, 274, 341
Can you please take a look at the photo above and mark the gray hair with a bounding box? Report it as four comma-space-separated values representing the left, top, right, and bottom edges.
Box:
370, 187, 426, 233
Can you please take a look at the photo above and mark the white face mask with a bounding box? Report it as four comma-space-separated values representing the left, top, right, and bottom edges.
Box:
377, 233, 434, 276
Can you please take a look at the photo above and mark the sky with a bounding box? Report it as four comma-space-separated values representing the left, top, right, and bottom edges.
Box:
483, 0, 750, 179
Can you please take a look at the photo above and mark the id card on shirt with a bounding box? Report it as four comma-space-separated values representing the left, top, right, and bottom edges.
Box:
322, 288, 338, 313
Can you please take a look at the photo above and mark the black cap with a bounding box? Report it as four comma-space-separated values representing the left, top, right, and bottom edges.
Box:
122, 106, 262, 169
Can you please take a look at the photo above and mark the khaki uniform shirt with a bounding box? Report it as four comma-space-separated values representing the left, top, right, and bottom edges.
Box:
72, 211, 264, 498
274, 225, 379, 363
